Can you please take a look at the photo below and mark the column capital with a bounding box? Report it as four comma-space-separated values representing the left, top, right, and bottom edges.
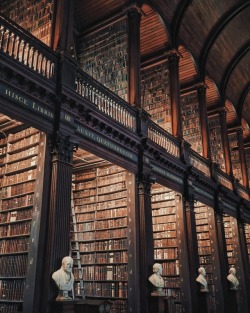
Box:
50, 132, 78, 164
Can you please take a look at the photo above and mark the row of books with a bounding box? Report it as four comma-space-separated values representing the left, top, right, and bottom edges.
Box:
2, 195, 34, 211
1, 181, 35, 198
0, 303, 23, 313
154, 248, 178, 260
153, 230, 177, 239
74, 199, 127, 213
83, 281, 127, 298
162, 260, 180, 276
6, 157, 37, 174
72, 228, 127, 242
8, 128, 38, 143
0, 255, 28, 277
76, 239, 127, 252
153, 222, 176, 232
0, 209, 32, 224
154, 238, 177, 247
78, 264, 128, 281
0, 238, 30, 254
0, 221, 31, 237
0, 279, 25, 300
2, 169, 37, 187
7, 146, 38, 163
8, 135, 40, 153
80, 251, 127, 264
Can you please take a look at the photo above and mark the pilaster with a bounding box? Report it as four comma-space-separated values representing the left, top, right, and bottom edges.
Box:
168, 52, 182, 137
41, 132, 77, 312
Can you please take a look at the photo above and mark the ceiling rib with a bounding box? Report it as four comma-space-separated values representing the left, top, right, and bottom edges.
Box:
221, 42, 250, 103
238, 82, 250, 120
199, 2, 250, 81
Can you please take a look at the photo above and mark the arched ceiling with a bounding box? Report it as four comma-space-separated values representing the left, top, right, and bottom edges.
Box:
74, 0, 250, 130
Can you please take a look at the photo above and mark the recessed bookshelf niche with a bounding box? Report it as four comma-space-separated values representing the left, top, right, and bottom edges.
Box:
180, 91, 202, 155
71, 148, 135, 313
228, 133, 242, 184
78, 18, 128, 102
244, 224, 250, 266
151, 184, 184, 313
0, 0, 53, 46
208, 115, 226, 171
0, 113, 46, 313
141, 62, 172, 133
194, 202, 217, 312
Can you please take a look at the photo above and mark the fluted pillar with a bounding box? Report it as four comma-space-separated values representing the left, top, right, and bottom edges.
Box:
137, 173, 154, 313
168, 52, 182, 137
218, 109, 232, 176
41, 132, 77, 312
236, 128, 249, 188
197, 85, 211, 159
127, 6, 141, 107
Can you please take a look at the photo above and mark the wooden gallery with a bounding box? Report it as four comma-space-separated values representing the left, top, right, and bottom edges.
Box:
0, 1, 250, 313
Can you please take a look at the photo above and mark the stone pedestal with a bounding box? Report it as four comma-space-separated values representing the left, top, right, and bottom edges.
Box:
149, 296, 167, 313
51, 299, 78, 313
76, 299, 109, 313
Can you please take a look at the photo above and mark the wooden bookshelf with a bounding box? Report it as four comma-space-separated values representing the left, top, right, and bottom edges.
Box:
78, 18, 128, 102
141, 62, 172, 134
208, 115, 226, 171
194, 202, 217, 312
223, 215, 238, 268
181, 92, 202, 155
228, 133, 242, 184
151, 184, 184, 313
0, 127, 45, 312
1, 0, 53, 45
71, 164, 130, 313
244, 224, 250, 266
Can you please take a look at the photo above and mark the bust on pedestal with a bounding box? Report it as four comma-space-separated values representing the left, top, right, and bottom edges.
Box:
196, 267, 209, 293
148, 263, 165, 296
227, 267, 239, 290
52, 256, 74, 301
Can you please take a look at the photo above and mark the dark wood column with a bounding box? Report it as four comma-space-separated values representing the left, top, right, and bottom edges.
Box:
218, 109, 232, 176
41, 132, 77, 313
197, 85, 211, 159
183, 195, 200, 313
236, 128, 249, 188
51, 0, 75, 52
168, 52, 182, 137
237, 207, 250, 312
183, 175, 199, 313
214, 199, 230, 312
137, 173, 154, 313
127, 5, 141, 107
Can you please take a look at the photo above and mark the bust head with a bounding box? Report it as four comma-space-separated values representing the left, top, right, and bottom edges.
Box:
153, 263, 163, 275
198, 267, 206, 276
62, 256, 73, 273
228, 267, 236, 276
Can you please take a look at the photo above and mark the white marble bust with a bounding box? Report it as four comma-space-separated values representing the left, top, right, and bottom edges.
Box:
52, 256, 74, 301
196, 267, 209, 293
148, 263, 165, 296
227, 267, 239, 290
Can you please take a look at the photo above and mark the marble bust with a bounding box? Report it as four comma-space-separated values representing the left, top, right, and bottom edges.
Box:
227, 267, 239, 290
196, 267, 209, 293
52, 256, 74, 301
148, 263, 165, 296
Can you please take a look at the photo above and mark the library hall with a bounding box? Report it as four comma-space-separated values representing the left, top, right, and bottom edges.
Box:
0, 1, 250, 313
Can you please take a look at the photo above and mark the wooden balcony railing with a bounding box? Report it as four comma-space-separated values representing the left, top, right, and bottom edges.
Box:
75, 68, 137, 132
188, 149, 211, 177
216, 169, 233, 190
148, 121, 180, 158
0, 14, 56, 79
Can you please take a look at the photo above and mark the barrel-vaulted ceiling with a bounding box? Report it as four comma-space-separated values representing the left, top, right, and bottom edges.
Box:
74, 0, 250, 134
